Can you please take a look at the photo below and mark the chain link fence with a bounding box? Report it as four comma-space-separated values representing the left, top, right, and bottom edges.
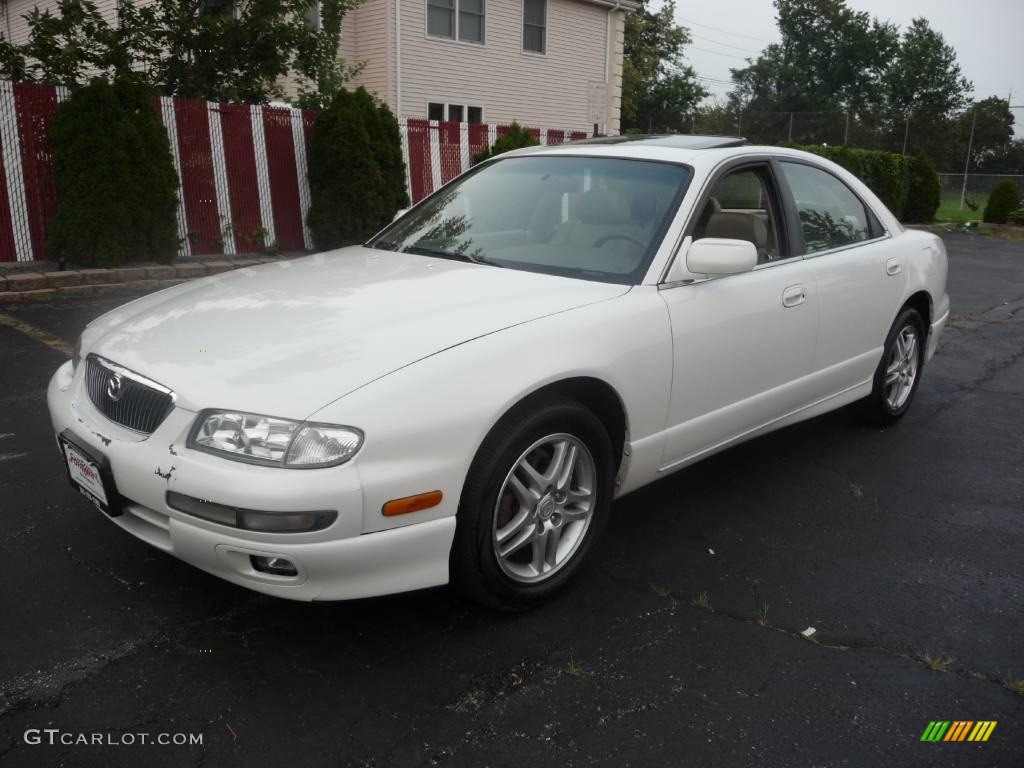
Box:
689, 106, 1023, 170
936, 174, 1024, 221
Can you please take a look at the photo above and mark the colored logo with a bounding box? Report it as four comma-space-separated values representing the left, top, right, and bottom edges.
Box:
921, 721, 997, 742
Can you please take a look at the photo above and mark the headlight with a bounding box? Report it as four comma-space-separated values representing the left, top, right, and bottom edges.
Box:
188, 410, 363, 468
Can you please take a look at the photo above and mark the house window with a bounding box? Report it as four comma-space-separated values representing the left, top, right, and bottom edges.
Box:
427, 0, 455, 38
523, 0, 546, 53
199, 0, 234, 16
304, 1, 321, 31
427, 0, 484, 43
458, 0, 484, 43
428, 102, 484, 123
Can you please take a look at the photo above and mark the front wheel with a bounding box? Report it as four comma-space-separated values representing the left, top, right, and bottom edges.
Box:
852, 307, 926, 425
451, 395, 615, 610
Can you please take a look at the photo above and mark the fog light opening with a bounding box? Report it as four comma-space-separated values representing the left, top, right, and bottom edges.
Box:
250, 555, 298, 577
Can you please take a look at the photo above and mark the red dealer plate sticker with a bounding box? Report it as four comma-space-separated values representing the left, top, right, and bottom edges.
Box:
59, 433, 119, 516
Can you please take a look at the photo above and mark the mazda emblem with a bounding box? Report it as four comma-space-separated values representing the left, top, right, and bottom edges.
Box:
106, 374, 124, 402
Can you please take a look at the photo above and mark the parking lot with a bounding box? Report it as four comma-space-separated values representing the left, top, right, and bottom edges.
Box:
0, 232, 1022, 767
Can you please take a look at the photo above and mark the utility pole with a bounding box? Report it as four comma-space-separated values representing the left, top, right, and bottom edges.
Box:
788, 112, 793, 142
901, 112, 911, 156
959, 107, 977, 212
843, 111, 850, 145
737, 111, 743, 138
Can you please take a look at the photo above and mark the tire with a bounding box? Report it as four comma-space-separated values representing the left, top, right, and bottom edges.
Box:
451, 394, 615, 611
852, 307, 926, 425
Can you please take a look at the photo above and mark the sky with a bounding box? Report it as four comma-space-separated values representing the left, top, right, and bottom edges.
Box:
674, 0, 1024, 132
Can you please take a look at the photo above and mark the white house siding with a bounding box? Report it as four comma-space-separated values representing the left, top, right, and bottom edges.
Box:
606, 6, 624, 134
347, 0, 394, 106
4, 0, 120, 45
394, 0, 616, 132
2, 0, 625, 131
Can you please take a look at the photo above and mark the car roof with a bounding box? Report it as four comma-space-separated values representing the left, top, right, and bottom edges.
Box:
518, 137, 821, 168
568, 134, 747, 150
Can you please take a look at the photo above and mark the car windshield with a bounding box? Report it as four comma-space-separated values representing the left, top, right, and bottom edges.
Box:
368, 155, 691, 284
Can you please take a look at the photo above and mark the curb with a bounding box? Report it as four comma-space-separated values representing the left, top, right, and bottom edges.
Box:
0, 258, 287, 303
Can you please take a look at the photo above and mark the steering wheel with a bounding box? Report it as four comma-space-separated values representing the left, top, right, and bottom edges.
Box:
594, 233, 646, 249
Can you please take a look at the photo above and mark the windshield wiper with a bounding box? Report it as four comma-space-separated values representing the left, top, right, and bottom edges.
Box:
401, 245, 501, 267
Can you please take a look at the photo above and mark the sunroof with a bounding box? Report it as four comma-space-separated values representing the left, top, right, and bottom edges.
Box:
568, 135, 747, 149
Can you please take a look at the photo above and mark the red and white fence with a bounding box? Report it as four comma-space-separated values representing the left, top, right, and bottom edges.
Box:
0, 80, 590, 263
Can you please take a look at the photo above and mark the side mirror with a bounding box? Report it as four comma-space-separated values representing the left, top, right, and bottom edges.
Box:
392, 208, 408, 222
686, 238, 757, 276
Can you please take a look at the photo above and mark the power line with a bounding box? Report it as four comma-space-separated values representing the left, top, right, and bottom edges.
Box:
688, 33, 763, 55
676, 16, 774, 44
690, 46, 751, 60
693, 73, 735, 85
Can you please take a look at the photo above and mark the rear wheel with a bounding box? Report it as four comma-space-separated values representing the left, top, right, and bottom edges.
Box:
852, 307, 926, 425
451, 395, 614, 610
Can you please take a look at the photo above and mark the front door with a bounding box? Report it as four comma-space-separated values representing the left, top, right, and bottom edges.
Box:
658, 163, 820, 470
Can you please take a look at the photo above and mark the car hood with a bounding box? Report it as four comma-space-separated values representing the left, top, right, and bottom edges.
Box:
84, 247, 629, 418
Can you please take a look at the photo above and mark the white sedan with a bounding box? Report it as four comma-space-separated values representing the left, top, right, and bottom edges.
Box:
48, 136, 949, 609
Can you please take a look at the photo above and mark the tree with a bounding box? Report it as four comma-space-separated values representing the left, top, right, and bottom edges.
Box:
621, 0, 707, 133
354, 88, 409, 224
958, 97, 1015, 169
471, 121, 539, 164
729, 0, 898, 126
882, 18, 970, 117
881, 18, 972, 165
48, 77, 179, 266
975, 139, 1024, 176
902, 151, 941, 223
0, 0, 360, 105
983, 179, 1020, 224
306, 87, 407, 248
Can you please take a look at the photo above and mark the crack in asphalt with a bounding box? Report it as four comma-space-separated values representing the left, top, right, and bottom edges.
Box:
596, 566, 1018, 698
0, 599, 265, 721
64, 544, 135, 589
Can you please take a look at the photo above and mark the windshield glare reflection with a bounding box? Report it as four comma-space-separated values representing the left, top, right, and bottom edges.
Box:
369, 156, 691, 284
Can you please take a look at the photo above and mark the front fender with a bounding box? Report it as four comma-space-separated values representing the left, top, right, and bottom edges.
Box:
311, 287, 673, 534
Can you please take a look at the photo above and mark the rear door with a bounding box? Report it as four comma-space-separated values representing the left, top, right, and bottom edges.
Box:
777, 161, 907, 398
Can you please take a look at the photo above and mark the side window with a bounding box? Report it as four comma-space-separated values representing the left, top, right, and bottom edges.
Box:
780, 162, 872, 254
692, 167, 781, 264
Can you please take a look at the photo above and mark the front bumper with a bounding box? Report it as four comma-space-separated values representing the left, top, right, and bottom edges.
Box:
47, 360, 455, 601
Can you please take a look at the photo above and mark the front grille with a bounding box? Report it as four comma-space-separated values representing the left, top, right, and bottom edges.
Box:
85, 355, 175, 435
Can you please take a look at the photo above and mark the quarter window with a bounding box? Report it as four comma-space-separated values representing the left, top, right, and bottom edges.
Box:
780, 162, 873, 254
428, 0, 484, 43
523, 0, 546, 53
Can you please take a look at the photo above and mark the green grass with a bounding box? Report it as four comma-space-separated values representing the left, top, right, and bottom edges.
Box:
936, 191, 987, 223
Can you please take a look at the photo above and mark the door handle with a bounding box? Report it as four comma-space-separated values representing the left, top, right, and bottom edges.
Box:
782, 284, 807, 308
885, 258, 902, 276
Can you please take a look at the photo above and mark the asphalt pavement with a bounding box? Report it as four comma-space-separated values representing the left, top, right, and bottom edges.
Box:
0, 232, 1022, 767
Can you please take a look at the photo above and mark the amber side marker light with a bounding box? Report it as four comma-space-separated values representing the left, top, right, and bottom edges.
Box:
383, 490, 443, 516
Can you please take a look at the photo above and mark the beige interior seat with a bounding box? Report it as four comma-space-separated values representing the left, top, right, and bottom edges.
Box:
558, 189, 645, 270
704, 211, 769, 262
